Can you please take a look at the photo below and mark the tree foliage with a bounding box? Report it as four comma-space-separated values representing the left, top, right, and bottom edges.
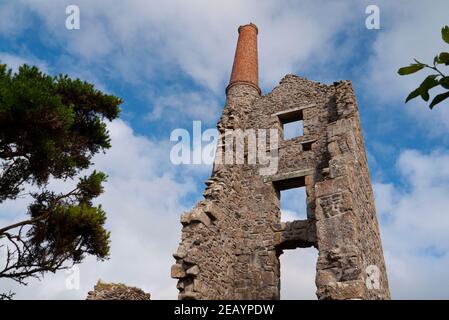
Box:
0, 63, 122, 297
398, 26, 449, 109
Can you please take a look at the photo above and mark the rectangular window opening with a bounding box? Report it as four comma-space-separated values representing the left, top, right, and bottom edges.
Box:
274, 177, 308, 221
302, 141, 313, 151
283, 120, 303, 140
277, 109, 304, 140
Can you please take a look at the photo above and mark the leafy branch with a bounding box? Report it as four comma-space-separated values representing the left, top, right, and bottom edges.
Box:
0, 291, 15, 300
398, 26, 449, 109
0, 171, 110, 285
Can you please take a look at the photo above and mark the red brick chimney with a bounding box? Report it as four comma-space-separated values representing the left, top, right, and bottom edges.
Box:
226, 23, 261, 95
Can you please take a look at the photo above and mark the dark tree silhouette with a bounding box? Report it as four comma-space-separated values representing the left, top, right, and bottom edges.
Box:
0, 63, 122, 298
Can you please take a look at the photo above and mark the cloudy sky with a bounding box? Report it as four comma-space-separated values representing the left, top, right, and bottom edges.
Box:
1, 0, 449, 300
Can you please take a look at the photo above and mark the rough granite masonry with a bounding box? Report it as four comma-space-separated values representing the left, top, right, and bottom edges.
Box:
171, 23, 390, 300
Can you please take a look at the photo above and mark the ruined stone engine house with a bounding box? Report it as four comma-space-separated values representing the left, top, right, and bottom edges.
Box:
171, 23, 390, 300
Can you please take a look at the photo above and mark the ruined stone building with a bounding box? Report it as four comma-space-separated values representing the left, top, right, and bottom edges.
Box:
86, 281, 151, 300
171, 23, 390, 300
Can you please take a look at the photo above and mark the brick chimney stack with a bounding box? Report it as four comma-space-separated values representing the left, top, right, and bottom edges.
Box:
226, 23, 261, 95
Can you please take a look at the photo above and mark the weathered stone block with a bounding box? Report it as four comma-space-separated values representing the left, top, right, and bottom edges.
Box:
316, 191, 353, 219
173, 246, 188, 259
317, 280, 365, 300
186, 265, 200, 276
315, 212, 358, 251
171, 264, 186, 279
315, 176, 351, 198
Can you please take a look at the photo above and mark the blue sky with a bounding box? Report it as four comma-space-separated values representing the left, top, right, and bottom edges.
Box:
1, 0, 449, 299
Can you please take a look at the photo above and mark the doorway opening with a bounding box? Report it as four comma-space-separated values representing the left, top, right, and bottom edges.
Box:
279, 247, 318, 300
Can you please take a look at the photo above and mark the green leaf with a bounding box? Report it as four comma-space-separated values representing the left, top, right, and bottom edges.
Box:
421, 74, 439, 87
442, 26, 449, 44
405, 75, 439, 103
419, 75, 439, 101
434, 55, 440, 65
439, 52, 449, 65
398, 63, 424, 75
405, 87, 422, 103
440, 77, 449, 89
429, 91, 449, 109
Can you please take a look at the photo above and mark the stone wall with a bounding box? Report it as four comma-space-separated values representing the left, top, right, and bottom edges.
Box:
314, 81, 390, 299
171, 75, 390, 300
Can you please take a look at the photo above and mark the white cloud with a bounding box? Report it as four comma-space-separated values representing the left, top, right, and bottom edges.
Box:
280, 248, 318, 300
364, 0, 449, 134
146, 91, 221, 124
9, 0, 359, 93
374, 149, 449, 299
0, 120, 195, 299
0, 1, 28, 37
0, 52, 49, 73
280, 187, 307, 221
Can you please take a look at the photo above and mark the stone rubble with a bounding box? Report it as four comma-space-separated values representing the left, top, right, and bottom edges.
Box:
86, 281, 151, 300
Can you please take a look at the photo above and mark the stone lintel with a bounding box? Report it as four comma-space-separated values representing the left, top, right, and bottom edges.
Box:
263, 168, 314, 184
271, 104, 316, 120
